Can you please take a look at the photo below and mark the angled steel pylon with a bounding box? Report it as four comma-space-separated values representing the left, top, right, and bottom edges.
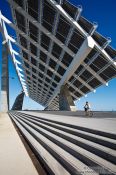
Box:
11, 91, 24, 110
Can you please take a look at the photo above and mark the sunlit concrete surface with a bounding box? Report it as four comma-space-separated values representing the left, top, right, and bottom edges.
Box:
9, 111, 116, 174
22, 111, 116, 135
0, 112, 38, 175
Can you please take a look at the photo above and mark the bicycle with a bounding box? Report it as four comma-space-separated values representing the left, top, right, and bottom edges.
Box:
89, 110, 93, 117
84, 108, 93, 117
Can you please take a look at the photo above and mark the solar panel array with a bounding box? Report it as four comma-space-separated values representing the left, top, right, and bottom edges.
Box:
8, 0, 116, 110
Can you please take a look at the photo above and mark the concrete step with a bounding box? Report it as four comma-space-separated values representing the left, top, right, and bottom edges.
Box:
10, 113, 98, 175
15, 111, 116, 150
15, 113, 116, 164
19, 111, 116, 139
9, 113, 70, 175
16, 114, 116, 174
9, 111, 116, 175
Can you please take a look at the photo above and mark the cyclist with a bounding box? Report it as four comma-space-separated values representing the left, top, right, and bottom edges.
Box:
84, 101, 91, 116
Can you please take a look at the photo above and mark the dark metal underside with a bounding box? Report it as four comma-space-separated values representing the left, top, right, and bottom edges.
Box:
8, 0, 116, 109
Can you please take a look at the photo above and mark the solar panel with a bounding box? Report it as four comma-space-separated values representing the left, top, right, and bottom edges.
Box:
1, 0, 116, 110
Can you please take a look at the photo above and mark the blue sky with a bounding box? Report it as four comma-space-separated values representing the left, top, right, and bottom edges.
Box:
0, 0, 116, 111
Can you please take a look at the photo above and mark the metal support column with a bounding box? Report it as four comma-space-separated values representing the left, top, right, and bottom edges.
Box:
1, 41, 9, 112
11, 91, 24, 110
59, 85, 77, 111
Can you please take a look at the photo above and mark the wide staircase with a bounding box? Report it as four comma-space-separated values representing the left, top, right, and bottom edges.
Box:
9, 111, 116, 175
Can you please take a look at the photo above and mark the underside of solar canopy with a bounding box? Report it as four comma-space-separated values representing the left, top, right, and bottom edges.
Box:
7, 0, 116, 110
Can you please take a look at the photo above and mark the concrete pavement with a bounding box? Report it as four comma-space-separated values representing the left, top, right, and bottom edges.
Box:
0, 112, 38, 175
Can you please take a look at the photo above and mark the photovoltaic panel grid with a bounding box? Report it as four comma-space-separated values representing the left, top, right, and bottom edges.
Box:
6, 0, 116, 110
